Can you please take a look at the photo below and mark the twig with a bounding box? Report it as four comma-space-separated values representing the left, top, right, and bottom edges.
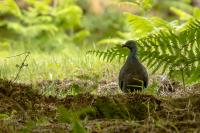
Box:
8, 52, 30, 84
181, 67, 185, 90
5, 52, 29, 59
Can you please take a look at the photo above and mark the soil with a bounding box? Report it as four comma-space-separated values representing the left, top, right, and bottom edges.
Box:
0, 78, 200, 133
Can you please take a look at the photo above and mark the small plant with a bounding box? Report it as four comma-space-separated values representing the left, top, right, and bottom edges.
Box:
57, 105, 95, 133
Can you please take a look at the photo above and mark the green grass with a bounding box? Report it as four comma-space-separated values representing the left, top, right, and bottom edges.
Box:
0, 43, 158, 96
0, 43, 121, 83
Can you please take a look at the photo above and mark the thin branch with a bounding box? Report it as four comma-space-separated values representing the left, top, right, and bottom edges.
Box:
5, 52, 30, 59
9, 52, 30, 84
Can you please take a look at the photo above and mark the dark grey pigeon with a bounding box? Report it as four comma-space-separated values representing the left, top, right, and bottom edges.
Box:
118, 40, 148, 92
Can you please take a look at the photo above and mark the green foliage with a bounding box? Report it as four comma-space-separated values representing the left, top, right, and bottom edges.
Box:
89, 7, 200, 84
88, 44, 129, 62
118, 0, 153, 15
83, 7, 126, 41
19, 121, 36, 133
144, 82, 158, 95
57, 105, 94, 133
139, 18, 200, 84
0, 0, 89, 51
0, 113, 9, 119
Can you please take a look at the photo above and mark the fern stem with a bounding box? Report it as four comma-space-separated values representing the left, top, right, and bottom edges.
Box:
181, 68, 185, 90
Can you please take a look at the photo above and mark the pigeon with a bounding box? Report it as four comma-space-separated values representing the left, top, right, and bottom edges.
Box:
118, 40, 148, 92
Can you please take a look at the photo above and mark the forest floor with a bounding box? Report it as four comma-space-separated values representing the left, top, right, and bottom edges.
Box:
0, 78, 200, 133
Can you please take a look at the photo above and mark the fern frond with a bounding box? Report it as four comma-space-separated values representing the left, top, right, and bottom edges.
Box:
89, 17, 200, 84
87, 45, 128, 62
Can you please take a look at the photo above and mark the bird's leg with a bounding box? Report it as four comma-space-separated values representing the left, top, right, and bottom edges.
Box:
132, 78, 144, 89
121, 81, 127, 92
127, 78, 144, 90
127, 85, 143, 90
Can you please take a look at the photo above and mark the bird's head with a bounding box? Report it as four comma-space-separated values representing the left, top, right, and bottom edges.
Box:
122, 40, 137, 54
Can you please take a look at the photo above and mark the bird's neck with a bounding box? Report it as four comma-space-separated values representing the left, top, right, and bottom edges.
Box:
128, 52, 137, 59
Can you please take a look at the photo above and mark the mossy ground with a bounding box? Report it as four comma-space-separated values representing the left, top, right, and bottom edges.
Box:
0, 79, 200, 133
